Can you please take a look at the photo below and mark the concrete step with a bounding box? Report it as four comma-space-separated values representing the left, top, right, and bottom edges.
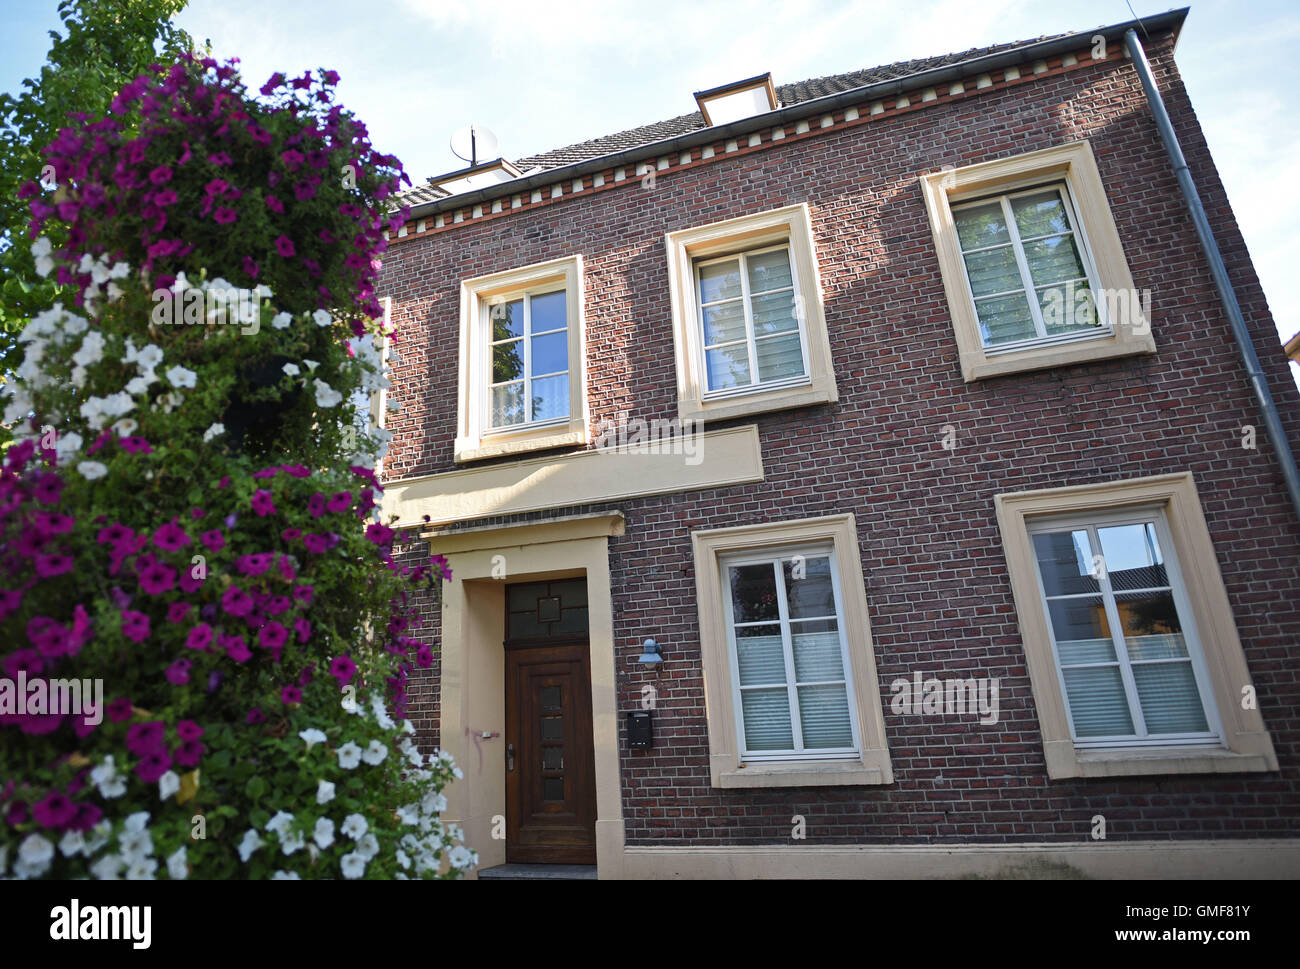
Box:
476, 863, 598, 881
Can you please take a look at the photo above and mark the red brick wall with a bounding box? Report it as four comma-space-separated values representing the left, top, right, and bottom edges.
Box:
381, 32, 1300, 844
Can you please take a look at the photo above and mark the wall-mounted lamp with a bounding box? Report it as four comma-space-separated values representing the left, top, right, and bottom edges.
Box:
636, 638, 663, 667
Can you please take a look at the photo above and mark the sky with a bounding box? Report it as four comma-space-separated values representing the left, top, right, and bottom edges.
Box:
2, 0, 1299, 388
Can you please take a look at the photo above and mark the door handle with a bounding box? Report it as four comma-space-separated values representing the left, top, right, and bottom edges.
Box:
506, 743, 515, 772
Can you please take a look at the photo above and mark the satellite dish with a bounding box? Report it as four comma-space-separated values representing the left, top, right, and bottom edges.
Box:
450, 125, 499, 167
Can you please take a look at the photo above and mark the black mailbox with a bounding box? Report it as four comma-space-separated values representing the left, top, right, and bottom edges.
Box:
627, 710, 654, 749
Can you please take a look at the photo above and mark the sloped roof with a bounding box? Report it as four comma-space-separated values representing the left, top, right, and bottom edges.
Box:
509, 36, 1060, 173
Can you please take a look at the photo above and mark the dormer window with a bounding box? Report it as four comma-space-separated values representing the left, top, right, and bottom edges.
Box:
694, 73, 778, 126
430, 158, 522, 197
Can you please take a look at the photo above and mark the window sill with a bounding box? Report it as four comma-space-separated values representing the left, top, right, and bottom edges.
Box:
454, 425, 588, 464
681, 374, 837, 424
715, 755, 890, 789
1044, 739, 1279, 779
962, 328, 1156, 382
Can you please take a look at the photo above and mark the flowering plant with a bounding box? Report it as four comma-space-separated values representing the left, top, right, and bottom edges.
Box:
0, 55, 472, 880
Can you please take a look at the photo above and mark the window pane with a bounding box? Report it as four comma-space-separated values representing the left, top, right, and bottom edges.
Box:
491, 382, 523, 426
1046, 595, 1111, 645
702, 302, 746, 345
530, 291, 566, 332
1033, 530, 1100, 596
730, 564, 778, 622
791, 619, 844, 682
740, 688, 793, 750
755, 333, 804, 382
962, 245, 1022, 297
1023, 235, 1086, 286
699, 260, 742, 303
751, 289, 798, 335
1098, 523, 1167, 590
507, 582, 549, 612
529, 374, 569, 422
530, 331, 567, 376
1011, 191, 1070, 238
955, 201, 1010, 250
1132, 663, 1209, 733
1036, 282, 1099, 334
1056, 636, 1118, 666
783, 556, 834, 618
1064, 666, 1135, 736
797, 684, 852, 748
492, 340, 523, 383
706, 344, 751, 390
746, 248, 793, 293
736, 625, 785, 686
491, 300, 523, 340
974, 292, 1037, 345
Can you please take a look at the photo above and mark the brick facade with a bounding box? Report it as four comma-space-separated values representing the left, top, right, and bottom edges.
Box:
381, 29, 1300, 847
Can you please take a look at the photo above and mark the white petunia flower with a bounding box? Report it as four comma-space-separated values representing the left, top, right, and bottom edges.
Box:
107, 281, 124, 302
272, 870, 301, 879
370, 693, 395, 729
90, 852, 124, 880
125, 857, 158, 880
302, 359, 319, 371
202, 422, 225, 443
166, 846, 188, 880
299, 728, 327, 749
109, 261, 130, 280
59, 830, 86, 858
421, 791, 448, 816
77, 461, 108, 481
449, 845, 474, 870
341, 814, 367, 840
70, 365, 87, 388
125, 374, 155, 396
396, 804, 420, 826
336, 742, 362, 769
91, 756, 125, 798
165, 365, 197, 389
237, 829, 264, 863
356, 833, 379, 861
316, 780, 336, 805
53, 430, 83, 463
313, 379, 342, 409
83, 821, 112, 857
361, 740, 388, 765
31, 236, 52, 258
136, 344, 164, 370
72, 330, 105, 367
111, 418, 138, 436
272, 312, 292, 329
281, 828, 306, 855
266, 811, 294, 835
118, 829, 153, 862
282, 362, 300, 377
78, 254, 95, 273
313, 309, 333, 327
158, 770, 180, 800
341, 852, 366, 879
313, 817, 335, 850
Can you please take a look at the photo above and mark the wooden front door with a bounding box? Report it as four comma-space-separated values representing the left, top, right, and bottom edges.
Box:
504, 641, 597, 863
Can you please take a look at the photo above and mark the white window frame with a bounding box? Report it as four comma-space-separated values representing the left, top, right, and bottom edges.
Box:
1026, 505, 1224, 751
920, 140, 1156, 382
951, 179, 1113, 355
692, 243, 812, 400
720, 542, 862, 761
454, 255, 588, 463
665, 204, 838, 424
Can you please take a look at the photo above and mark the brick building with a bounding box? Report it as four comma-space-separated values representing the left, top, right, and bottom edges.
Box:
377, 7, 1300, 878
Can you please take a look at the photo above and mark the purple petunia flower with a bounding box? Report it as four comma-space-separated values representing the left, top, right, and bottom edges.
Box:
200, 529, 225, 552
126, 720, 166, 756
185, 623, 214, 651
280, 685, 302, 705
177, 720, 204, 741
329, 654, 356, 687
153, 520, 191, 551
121, 609, 150, 643
221, 585, 253, 617
274, 235, 295, 258
165, 659, 191, 685
259, 622, 288, 649
107, 696, 134, 722
33, 792, 78, 829
251, 489, 276, 517
135, 749, 173, 784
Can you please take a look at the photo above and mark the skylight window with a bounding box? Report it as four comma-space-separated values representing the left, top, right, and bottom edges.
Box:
695, 73, 778, 126
430, 158, 522, 196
